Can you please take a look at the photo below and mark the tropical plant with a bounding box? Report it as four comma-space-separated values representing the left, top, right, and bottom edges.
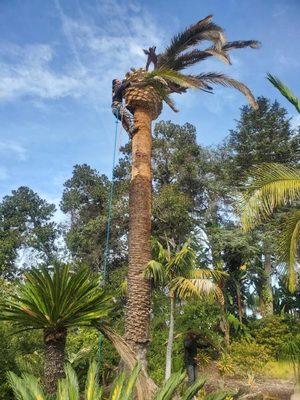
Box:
267, 74, 300, 113
122, 15, 259, 365
280, 334, 300, 384
8, 361, 231, 400
241, 163, 300, 292
0, 265, 113, 395
145, 239, 224, 379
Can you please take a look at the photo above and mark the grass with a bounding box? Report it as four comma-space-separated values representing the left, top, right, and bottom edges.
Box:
263, 361, 294, 380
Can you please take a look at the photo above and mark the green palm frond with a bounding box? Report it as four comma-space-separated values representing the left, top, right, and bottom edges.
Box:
144, 260, 166, 286
0, 265, 113, 332
193, 72, 258, 109
278, 210, 300, 292
85, 360, 103, 400
167, 241, 195, 276
153, 371, 185, 400
7, 371, 46, 400
180, 376, 207, 400
267, 73, 300, 113
191, 268, 228, 282
109, 363, 140, 400
241, 163, 300, 231
158, 15, 226, 69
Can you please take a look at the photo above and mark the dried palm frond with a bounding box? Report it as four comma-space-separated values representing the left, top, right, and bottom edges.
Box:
193, 72, 258, 109
222, 40, 261, 51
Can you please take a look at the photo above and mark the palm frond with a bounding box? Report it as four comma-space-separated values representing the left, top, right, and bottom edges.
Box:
193, 72, 258, 109
158, 16, 226, 69
170, 277, 224, 304
153, 370, 185, 400
0, 265, 113, 332
277, 210, 300, 293
85, 360, 103, 400
241, 163, 300, 231
191, 268, 228, 282
267, 73, 300, 113
144, 260, 166, 286
222, 40, 261, 51
7, 371, 46, 400
180, 376, 207, 400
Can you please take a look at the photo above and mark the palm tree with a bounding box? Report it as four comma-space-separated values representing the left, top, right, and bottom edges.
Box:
241, 163, 300, 292
267, 73, 300, 113
144, 239, 224, 380
122, 15, 259, 364
8, 360, 231, 400
279, 335, 300, 398
0, 265, 112, 395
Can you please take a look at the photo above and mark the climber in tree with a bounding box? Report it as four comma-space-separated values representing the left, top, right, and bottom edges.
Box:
143, 46, 158, 71
111, 78, 138, 137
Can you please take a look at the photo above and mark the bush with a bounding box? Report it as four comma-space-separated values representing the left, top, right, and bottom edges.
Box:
230, 339, 271, 376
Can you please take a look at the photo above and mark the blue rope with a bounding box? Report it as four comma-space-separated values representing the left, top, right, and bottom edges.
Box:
103, 113, 119, 281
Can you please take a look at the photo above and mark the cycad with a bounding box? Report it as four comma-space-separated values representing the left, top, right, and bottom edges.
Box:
144, 239, 225, 380
8, 361, 229, 400
0, 265, 113, 395
241, 163, 300, 292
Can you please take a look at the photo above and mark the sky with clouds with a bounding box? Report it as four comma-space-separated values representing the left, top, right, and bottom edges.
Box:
0, 0, 299, 216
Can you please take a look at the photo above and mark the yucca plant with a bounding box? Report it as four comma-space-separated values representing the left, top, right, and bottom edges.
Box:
144, 239, 225, 380
280, 334, 300, 396
267, 73, 300, 113
122, 15, 259, 365
0, 265, 113, 395
8, 361, 231, 400
241, 163, 300, 292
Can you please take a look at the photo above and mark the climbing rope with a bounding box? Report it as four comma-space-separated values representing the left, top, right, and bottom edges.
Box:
102, 111, 122, 281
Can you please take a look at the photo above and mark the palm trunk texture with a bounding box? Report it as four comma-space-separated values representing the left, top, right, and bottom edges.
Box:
43, 327, 67, 395
165, 295, 175, 380
125, 107, 152, 367
260, 251, 274, 317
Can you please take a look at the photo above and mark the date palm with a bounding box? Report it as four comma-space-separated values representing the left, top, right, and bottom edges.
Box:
122, 15, 259, 364
267, 73, 300, 113
241, 163, 300, 292
0, 265, 113, 395
144, 239, 225, 380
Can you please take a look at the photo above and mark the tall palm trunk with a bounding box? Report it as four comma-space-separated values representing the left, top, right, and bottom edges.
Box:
125, 107, 152, 367
43, 327, 67, 395
236, 284, 243, 322
165, 295, 175, 380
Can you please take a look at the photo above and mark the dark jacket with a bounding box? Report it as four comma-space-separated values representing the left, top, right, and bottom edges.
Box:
184, 335, 210, 366
112, 80, 130, 104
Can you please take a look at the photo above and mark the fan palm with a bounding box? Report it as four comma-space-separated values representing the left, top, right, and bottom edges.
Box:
0, 265, 113, 395
144, 239, 225, 380
8, 361, 231, 400
122, 15, 259, 364
267, 73, 300, 113
241, 163, 300, 292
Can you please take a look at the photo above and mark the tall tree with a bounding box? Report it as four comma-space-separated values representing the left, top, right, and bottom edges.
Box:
224, 97, 300, 315
0, 186, 58, 276
122, 15, 259, 364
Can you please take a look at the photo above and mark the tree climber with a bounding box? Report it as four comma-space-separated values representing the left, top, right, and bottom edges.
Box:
183, 329, 211, 385
111, 79, 138, 137
143, 46, 158, 71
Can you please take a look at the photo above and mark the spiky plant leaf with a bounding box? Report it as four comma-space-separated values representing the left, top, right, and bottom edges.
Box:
0, 265, 113, 332
153, 371, 185, 400
180, 376, 207, 400
85, 360, 102, 400
170, 277, 224, 304
144, 260, 166, 286
267, 73, 300, 113
7, 371, 46, 400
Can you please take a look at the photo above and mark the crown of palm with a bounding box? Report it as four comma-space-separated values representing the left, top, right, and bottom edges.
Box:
0, 265, 113, 331
126, 15, 260, 112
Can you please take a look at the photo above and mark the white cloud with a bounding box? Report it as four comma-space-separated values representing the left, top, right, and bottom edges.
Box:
0, 140, 27, 161
0, 0, 162, 107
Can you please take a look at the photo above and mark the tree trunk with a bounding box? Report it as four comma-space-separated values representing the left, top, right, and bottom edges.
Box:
43, 327, 67, 395
260, 250, 273, 317
236, 284, 244, 322
165, 295, 175, 380
125, 107, 152, 368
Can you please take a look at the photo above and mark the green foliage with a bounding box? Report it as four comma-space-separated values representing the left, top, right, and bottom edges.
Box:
267, 74, 300, 113
250, 316, 300, 358
0, 265, 113, 332
230, 340, 271, 376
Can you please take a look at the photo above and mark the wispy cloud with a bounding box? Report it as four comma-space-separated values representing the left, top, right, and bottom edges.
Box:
0, 140, 27, 161
0, 0, 162, 107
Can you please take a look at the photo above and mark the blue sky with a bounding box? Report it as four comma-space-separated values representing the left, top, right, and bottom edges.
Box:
0, 0, 299, 217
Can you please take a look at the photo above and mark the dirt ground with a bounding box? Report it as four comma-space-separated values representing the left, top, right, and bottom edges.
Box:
201, 364, 294, 400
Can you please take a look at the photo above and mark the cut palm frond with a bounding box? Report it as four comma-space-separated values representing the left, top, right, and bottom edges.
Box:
222, 40, 261, 51
267, 73, 300, 113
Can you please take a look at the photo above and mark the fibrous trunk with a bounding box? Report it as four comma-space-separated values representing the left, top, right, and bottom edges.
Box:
260, 250, 273, 317
43, 327, 67, 395
125, 107, 152, 368
165, 295, 175, 380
